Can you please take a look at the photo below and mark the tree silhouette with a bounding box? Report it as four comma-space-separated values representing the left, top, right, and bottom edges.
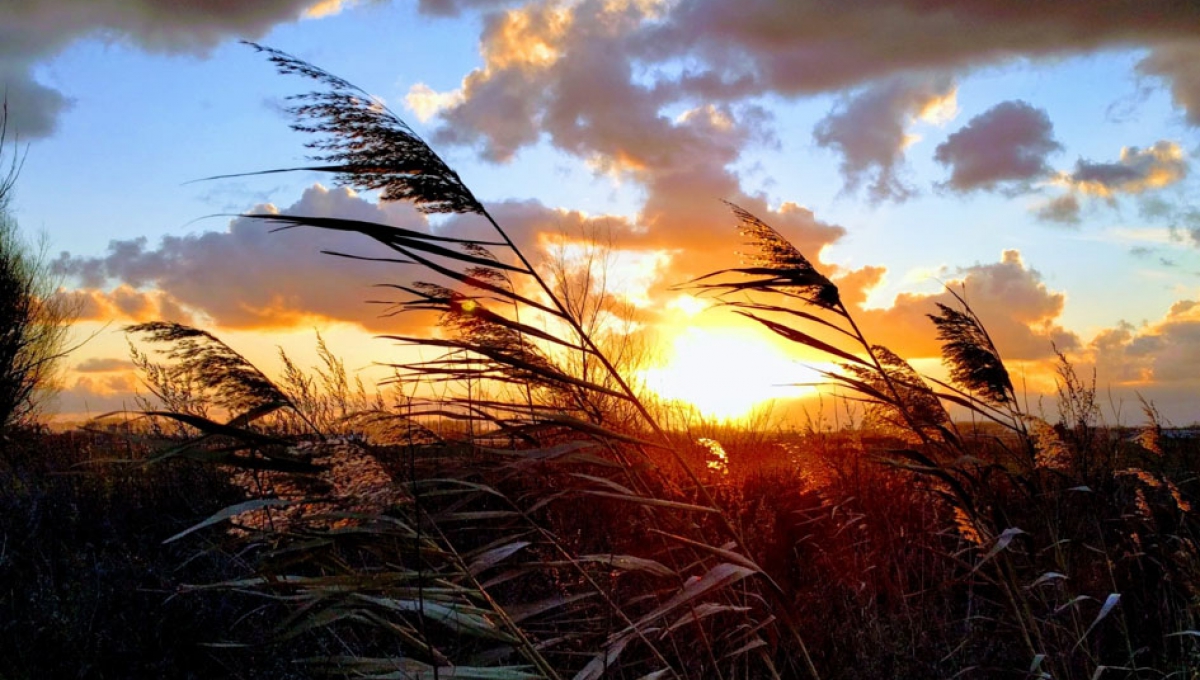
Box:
0, 105, 77, 431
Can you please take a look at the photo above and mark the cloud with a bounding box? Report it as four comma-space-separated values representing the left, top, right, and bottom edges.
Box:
12, 0, 1200, 143
651, 0, 1200, 97
67, 285, 195, 325
813, 75, 956, 202
935, 100, 1061, 192
428, 2, 573, 161
415, 0, 1199, 250
1063, 141, 1188, 199
1072, 300, 1200, 422
1032, 141, 1189, 224
1138, 42, 1200, 126
1130, 198, 1200, 248
405, 83, 466, 123
426, 0, 846, 289
302, 0, 360, 19
74, 357, 136, 373
52, 373, 143, 419
832, 265, 886, 310
52, 180, 848, 352
55, 184, 441, 332
0, 0, 332, 137
853, 250, 1077, 361
415, 0, 517, 17
0, 63, 73, 138
1036, 194, 1082, 225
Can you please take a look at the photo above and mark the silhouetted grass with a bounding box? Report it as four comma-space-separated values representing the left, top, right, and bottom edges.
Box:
0, 427, 330, 679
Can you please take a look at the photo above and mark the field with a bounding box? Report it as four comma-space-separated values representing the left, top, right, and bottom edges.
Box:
2, 392, 1198, 678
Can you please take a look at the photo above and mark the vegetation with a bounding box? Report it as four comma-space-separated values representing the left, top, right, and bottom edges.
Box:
2, 47, 1199, 679
0, 105, 77, 432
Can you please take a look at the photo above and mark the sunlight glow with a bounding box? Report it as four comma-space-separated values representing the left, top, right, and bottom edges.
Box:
666, 294, 708, 317
540, 237, 672, 308
699, 438, 728, 475
405, 83, 466, 123
918, 87, 960, 126
303, 0, 354, 19
485, 6, 572, 71
641, 326, 816, 420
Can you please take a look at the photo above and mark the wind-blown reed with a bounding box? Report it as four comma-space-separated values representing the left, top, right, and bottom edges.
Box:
135, 45, 822, 680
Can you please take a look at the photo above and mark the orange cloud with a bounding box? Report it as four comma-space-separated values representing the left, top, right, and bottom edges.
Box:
68, 285, 194, 325
832, 265, 886, 310
851, 250, 1077, 361
1089, 300, 1200, 387
483, 4, 572, 71
302, 0, 354, 19
1061, 141, 1187, 200
56, 185, 441, 333
1029, 298, 1200, 424
428, 0, 843, 272
52, 373, 145, 420
1033, 141, 1189, 223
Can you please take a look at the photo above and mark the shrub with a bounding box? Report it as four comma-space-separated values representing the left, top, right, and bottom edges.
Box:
0, 106, 77, 432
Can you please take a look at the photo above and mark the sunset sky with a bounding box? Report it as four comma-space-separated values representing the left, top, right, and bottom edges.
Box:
5, 0, 1200, 424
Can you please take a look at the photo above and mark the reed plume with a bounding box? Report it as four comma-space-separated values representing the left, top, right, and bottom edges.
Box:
246, 43, 483, 215
927, 294, 1014, 407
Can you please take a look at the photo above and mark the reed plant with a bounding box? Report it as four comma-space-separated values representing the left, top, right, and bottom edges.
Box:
685, 202, 1200, 678
123, 44, 823, 680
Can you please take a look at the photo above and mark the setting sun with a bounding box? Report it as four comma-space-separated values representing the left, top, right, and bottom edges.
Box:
642, 326, 818, 420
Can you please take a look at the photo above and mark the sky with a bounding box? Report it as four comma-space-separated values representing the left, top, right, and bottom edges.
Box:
5, 0, 1200, 425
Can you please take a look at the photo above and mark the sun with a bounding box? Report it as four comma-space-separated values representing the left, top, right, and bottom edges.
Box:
641, 326, 816, 421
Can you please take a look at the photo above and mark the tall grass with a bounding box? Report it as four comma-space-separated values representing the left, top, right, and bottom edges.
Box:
687, 202, 1200, 678
0, 427, 329, 679
109, 45, 1200, 679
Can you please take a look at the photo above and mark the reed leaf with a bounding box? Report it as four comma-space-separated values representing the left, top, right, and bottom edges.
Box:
734, 311, 868, 367
163, 498, 308, 544
250, 213, 506, 246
